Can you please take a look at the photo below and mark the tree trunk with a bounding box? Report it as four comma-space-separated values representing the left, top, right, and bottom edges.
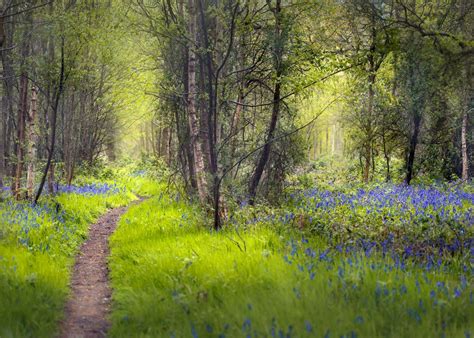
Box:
14, 74, 28, 200
363, 144, 371, 183
35, 39, 65, 205
460, 0, 470, 181
248, 0, 284, 204
363, 13, 378, 183
229, 88, 244, 167
160, 127, 170, 161
382, 132, 391, 182
48, 162, 55, 195
26, 86, 38, 200
0, 96, 4, 188
406, 113, 421, 185
0, 15, 5, 188
461, 109, 469, 181
0, 10, 15, 190
187, 0, 208, 203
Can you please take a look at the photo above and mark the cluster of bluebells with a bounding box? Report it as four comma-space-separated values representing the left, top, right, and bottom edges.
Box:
0, 182, 124, 251
237, 184, 473, 264
178, 306, 360, 337
290, 184, 474, 227
278, 236, 473, 337
54, 183, 123, 196
0, 186, 11, 198
0, 201, 69, 251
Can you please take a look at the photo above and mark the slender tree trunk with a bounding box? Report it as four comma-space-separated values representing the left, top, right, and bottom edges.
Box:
0, 94, 5, 188
248, 0, 284, 204
48, 162, 55, 195
249, 81, 281, 204
0, 13, 16, 190
460, 0, 470, 181
363, 74, 375, 183
187, 0, 208, 203
363, 145, 371, 183
382, 132, 391, 182
26, 86, 38, 200
229, 88, 244, 165
0, 15, 5, 188
0, 97, 4, 188
198, 57, 212, 171
461, 109, 469, 181
161, 127, 170, 160
363, 13, 377, 183
167, 126, 173, 164
14, 74, 28, 200
197, 0, 217, 174
35, 39, 65, 205
406, 113, 421, 185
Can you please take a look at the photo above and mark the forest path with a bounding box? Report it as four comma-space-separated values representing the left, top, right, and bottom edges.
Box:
59, 201, 140, 338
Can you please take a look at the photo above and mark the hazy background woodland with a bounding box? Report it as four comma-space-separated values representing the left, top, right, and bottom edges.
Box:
0, 0, 472, 221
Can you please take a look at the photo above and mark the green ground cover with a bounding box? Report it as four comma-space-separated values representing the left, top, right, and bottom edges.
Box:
0, 169, 159, 338
109, 185, 473, 338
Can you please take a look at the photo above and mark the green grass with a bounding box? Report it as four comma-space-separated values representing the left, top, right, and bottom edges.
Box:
1, 173, 471, 337
0, 175, 154, 338
109, 193, 473, 337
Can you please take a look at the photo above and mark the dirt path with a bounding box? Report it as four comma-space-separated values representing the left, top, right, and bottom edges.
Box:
59, 205, 131, 338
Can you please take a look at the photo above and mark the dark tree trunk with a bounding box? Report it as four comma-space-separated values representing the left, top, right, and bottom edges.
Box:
406, 113, 421, 185
249, 81, 281, 204
35, 39, 65, 205
248, 0, 284, 205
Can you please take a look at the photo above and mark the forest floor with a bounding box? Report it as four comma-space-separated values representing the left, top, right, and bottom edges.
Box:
59, 205, 129, 338
0, 171, 472, 337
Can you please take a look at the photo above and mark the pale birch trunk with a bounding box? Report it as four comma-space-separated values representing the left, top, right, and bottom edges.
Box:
26, 86, 38, 200
188, 0, 208, 203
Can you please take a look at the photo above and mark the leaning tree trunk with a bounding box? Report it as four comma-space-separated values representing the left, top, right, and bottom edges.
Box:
26, 86, 38, 200
34, 39, 65, 205
248, 0, 284, 205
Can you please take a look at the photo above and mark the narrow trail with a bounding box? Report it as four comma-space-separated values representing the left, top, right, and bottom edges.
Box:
59, 203, 134, 338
